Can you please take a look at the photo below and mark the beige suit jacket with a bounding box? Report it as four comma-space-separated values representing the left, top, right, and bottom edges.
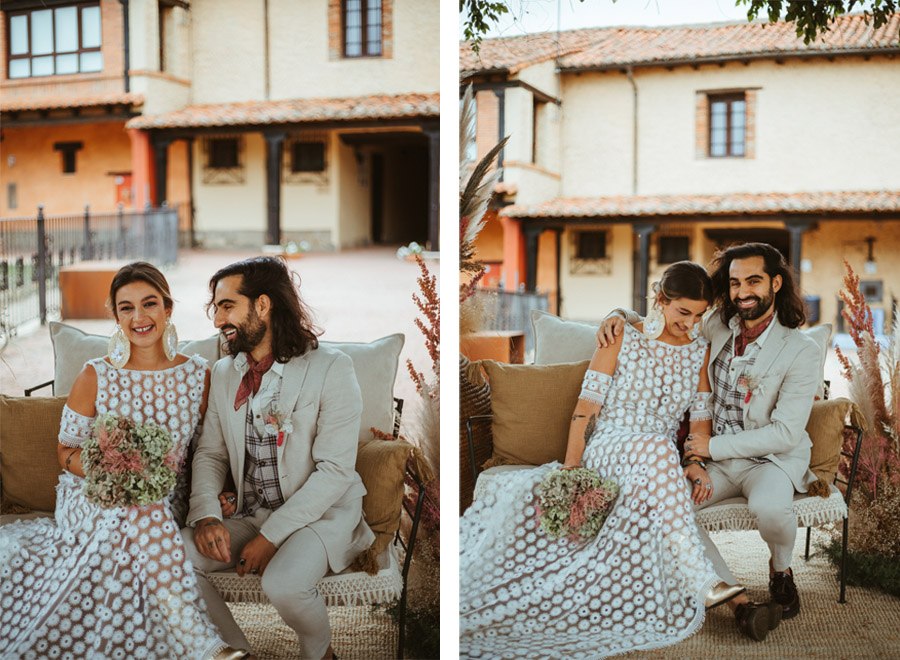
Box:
702, 313, 820, 492
187, 345, 375, 573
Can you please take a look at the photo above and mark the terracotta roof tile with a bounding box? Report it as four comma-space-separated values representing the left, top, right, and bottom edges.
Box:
126, 93, 439, 129
461, 29, 599, 76
505, 191, 900, 219
1, 92, 144, 112
461, 13, 900, 75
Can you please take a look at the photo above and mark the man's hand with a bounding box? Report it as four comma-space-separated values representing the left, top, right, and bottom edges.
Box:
597, 315, 626, 348
685, 434, 712, 459
194, 517, 231, 563
237, 534, 277, 577
218, 491, 237, 518
684, 463, 713, 505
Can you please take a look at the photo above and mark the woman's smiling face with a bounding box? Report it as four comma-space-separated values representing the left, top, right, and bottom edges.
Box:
113, 280, 170, 348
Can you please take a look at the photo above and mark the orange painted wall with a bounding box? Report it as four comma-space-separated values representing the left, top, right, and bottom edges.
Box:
1, 120, 131, 216
0, 123, 190, 219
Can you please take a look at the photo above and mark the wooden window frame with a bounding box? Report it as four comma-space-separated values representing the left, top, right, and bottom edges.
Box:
6, 3, 103, 79
657, 235, 691, 265
342, 0, 383, 58
202, 136, 245, 185
707, 92, 746, 158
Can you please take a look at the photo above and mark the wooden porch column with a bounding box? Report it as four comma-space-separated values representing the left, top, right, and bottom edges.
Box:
523, 223, 543, 293
423, 122, 440, 250
264, 131, 286, 246
127, 129, 156, 209
151, 134, 173, 206
785, 218, 814, 283
632, 222, 657, 315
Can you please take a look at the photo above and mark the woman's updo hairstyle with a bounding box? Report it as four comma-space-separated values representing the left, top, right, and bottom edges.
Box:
653, 261, 714, 306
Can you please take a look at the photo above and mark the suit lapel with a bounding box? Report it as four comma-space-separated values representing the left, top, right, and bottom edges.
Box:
274, 353, 311, 464
742, 321, 789, 424
706, 313, 731, 381
225, 364, 248, 480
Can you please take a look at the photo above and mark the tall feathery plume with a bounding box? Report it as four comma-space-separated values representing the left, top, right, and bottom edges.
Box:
835, 260, 899, 498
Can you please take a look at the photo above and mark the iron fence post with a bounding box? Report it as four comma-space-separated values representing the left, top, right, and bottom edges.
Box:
36, 205, 47, 325
82, 204, 93, 260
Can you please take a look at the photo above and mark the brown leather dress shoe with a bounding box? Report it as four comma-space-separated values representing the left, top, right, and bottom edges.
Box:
734, 602, 772, 641
770, 569, 801, 619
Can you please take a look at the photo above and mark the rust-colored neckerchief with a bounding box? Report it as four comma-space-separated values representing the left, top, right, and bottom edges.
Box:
234, 353, 275, 410
734, 312, 775, 357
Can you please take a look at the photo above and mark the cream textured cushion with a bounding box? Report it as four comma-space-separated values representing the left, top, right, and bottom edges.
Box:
321, 334, 405, 444
805, 397, 853, 485
49, 322, 221, 395
481, 359, 589, 467
531, 310, 599, 364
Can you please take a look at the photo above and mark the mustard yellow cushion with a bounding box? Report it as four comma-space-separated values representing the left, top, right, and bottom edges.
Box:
482, 360, 590, 467
355, 439, 412, 557
0, 395, 67, 513
806, 398, 854, 487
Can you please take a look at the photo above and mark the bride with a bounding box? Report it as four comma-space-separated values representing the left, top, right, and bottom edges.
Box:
460, 261, 773, 658
0, 262, 244, 659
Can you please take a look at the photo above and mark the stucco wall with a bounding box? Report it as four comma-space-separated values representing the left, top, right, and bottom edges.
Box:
190, 0, 437, 104
0, 121, 131, 216
281, 134, 339, 237
516, 60, 560, 99
336, 141, 371, 248
561, 57, 900, 196
560, 224, 634, 320
800, 219, 900, 331
192, 133, 267, 243
504, 163, 560, 205
560, 73, 635, 196
503, 86, 534, 164
190, 0, 266, 103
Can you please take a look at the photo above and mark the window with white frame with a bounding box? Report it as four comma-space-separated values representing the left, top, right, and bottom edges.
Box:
7, 3, 103, 79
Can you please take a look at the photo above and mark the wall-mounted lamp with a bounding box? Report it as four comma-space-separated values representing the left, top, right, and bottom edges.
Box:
865, 236, 877, 275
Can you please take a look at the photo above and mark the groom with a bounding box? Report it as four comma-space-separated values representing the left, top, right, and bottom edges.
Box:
599, 242, 820, 625
181, 256, 374, 659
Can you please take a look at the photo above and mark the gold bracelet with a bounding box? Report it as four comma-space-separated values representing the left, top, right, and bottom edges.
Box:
65, 448, 78, 471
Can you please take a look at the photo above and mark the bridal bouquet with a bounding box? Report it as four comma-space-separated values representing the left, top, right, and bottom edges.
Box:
81, 414, 179, 508
537, 467, 619, 541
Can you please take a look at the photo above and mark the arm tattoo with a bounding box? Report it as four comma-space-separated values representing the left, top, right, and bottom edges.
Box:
583, 413, 597, 443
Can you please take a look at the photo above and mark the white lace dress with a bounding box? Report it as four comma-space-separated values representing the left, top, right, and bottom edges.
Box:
460, 324, 720, 659
0, 356, 228, 659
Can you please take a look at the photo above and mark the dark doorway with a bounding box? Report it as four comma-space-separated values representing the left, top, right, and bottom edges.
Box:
340, 132, 429, 245
703, 228, 791, 263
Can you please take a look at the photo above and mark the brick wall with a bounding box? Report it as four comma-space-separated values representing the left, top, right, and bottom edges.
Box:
475, 89, 500, 161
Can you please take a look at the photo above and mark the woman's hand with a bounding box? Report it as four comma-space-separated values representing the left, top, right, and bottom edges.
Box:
684, 463, 713, 505
597, 315, 626, 349
218, 491, 237, 518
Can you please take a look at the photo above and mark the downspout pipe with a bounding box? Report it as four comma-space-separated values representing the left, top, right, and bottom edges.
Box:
625, 66, 637, 195
118, 0, 130, 93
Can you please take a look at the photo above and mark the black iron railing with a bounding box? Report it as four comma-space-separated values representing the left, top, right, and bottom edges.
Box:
0, 205, 179, 341
471, 287, 550, 355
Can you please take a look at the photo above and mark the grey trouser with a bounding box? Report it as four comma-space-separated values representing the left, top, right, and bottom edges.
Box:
696, 459, 798, 582
182, 516, 331, 659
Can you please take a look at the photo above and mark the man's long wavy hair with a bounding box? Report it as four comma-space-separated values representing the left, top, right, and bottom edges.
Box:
709, 242, 806, 329
207, 257, 321, 362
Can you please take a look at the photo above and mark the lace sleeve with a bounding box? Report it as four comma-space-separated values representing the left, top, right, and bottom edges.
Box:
579, 370, 613, 407
689, 391, 712, 422
58, 405, 95, 447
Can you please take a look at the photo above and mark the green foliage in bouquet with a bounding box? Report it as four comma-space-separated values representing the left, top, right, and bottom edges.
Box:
537, 467, 619, 542
81, 414, 178, 508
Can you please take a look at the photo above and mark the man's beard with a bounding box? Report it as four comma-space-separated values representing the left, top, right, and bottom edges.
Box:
733, 284, 775, 321
221, 308, 267, 357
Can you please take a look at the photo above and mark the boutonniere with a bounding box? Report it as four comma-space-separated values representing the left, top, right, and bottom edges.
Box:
263, 401, 293, 447
736, 374, 764, 404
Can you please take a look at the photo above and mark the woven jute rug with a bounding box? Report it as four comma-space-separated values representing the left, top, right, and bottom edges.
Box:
625, 528, 900, 658
228, 603, 397, 659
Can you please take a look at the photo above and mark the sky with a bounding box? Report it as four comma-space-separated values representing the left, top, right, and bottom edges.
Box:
470, 0, 767, 38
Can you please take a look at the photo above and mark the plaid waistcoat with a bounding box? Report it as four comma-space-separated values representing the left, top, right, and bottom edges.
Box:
241, 405, 286, 515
